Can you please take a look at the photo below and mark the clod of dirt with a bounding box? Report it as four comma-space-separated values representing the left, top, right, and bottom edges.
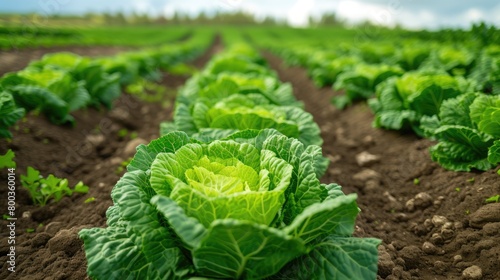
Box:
32, 207, 56, 222
85, 134, 105, 148
123, 138, 148, 157
365, 179, 381, 192
462, 265, 482, 280
355, 151, 380, 167
422, 241, 437, 255
362, 135, 375, 145
468, 203, 500, 228
433, 260, 448, 275
430, 233, 445, 245
109, 156, 124, 165
378, 245, 396, 277
474, 239, 495, 251
398, 245, 422, 269
441, 228, 455, 240
406, 192, 433, 212
352, 168, 381, 182
31, 232, 53, 248
47, 226, 87, 257
109, 107, 135, 128
482, 222, 500, 236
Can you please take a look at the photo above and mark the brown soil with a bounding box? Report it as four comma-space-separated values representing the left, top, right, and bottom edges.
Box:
0, 37, 498, 280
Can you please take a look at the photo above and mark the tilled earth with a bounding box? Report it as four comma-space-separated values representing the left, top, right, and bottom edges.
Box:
0, 39, 499, 280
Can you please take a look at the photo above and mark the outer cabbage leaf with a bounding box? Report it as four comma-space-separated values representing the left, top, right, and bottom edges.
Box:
429, 126, 494, 171
272, 237, 381, 280
333, 63, 403, 109
79, 170, 193, 280
284, 194, 359, 243
0, 91, 25, 138
488, 140, 500, 165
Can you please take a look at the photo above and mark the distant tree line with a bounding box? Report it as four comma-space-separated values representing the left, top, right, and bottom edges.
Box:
0, 11, 344, 27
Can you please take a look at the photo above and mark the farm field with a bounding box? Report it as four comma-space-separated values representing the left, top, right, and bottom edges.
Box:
0, 20, 499, 280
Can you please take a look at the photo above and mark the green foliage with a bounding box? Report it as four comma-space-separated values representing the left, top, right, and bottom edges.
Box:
21, 167, 89, 206
79, 43, 379, 279
370, 72, 464, 136
333, 63, 403, 109
0, 68, 90, 124
29, 52, 121, 108
0, 149, 16, 168
125, 78, 172, 105
0, 91, 25, 138
0, 29, 213, 138
79, 130, 379, 279
419, 93, 500, 171
163, 45, 322, 147
485, 195, 500, 203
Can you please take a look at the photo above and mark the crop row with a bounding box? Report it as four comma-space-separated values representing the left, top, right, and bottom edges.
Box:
265, 38, 500, 172
0, 30, 213, 138
79, 43, 380, 279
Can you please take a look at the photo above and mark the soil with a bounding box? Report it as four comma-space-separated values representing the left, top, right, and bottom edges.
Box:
0, 37, 498, 280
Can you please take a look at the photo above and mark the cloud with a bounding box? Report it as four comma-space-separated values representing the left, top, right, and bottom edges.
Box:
335, 0, 397, 26
287, 0, 316, 27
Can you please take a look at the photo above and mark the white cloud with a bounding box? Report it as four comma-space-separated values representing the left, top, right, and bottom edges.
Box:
335, 0, 398, 26
287, 0, 316, 27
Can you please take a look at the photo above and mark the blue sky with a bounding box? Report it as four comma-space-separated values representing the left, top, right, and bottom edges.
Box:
1, 0, 499, 29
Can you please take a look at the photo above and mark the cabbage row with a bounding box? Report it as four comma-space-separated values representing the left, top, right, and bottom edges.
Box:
79, 44, 381, 279
269, 40, 499, 109
265, 36, 500, 172
0, 31, 212, 138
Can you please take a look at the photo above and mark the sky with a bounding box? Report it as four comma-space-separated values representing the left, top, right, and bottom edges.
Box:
1, 0, 499, 30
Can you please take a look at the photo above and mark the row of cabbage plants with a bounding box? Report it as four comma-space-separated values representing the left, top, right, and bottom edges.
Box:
79, 43, 381, 279
264, 36, 500, 172
0, 31, 213, 138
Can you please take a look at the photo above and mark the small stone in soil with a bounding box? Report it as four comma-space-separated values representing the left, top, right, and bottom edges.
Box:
22, 211, 32, 219
355, 151, 380, 167
453, 255, 463, 266
352, 168, 381, 182
431, 215, 449, 227
462, 265, 482, 280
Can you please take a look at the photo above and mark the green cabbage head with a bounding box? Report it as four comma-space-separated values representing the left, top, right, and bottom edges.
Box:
79, 129, 379, 280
